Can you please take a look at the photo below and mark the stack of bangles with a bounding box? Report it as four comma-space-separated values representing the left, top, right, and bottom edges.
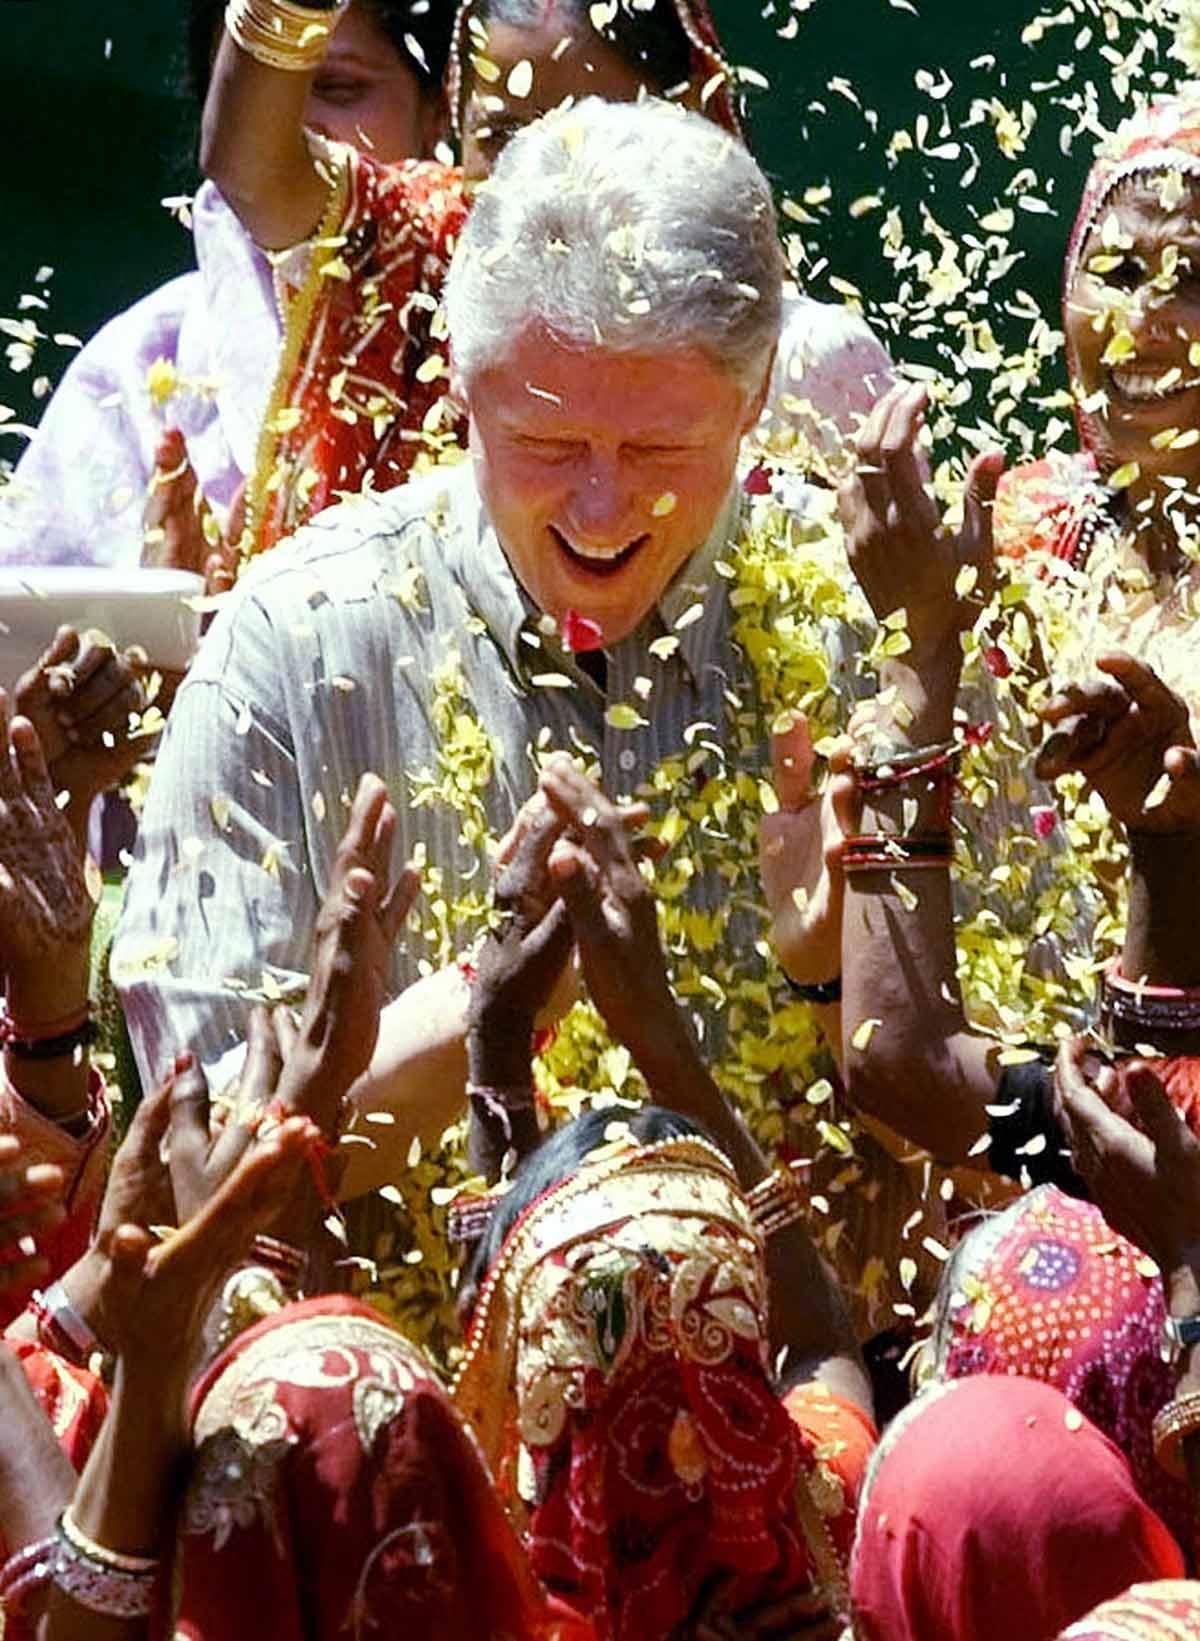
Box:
1101, 964, 1200, 1039
841, 832, 954, 873
745, 1164, 808, 1239
51, 1508, 158, 1618
1152, 1388, 1200, 1479
225, 0, 349, 72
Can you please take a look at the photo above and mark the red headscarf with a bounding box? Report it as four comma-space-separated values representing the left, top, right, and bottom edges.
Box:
1056, 1579, 1200, 1638
850, 1376, 1185, 1641
455, 1136, 854, 1639
172, 1295, 576, 1640
928, 1185, 1193, 1556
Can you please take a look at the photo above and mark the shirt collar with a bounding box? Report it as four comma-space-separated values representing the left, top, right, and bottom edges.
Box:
458, 465, 743, 686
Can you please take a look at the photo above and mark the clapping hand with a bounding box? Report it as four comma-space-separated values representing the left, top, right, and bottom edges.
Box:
838, 382, 1003, 656
1055, 1038, 1200, 1276
15, 625, 149, 829
1036, 653, 1200, 834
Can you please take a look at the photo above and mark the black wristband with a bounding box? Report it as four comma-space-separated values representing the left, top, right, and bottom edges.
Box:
784, 974, 842, 1006
2, 1019, 98, 1061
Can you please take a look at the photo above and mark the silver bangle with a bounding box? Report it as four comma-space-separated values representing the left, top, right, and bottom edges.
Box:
53, 1513, 158, 1618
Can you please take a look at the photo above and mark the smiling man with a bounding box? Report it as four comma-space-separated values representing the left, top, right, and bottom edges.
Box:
114, 98, 783, 1180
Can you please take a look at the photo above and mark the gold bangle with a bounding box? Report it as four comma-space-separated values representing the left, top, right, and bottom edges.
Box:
1152, 1388, 1200, 1479
58, 1508, 159, 1575
224, 0, 349, 73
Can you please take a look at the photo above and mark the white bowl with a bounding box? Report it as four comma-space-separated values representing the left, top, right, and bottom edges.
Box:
0, 567, 204, 690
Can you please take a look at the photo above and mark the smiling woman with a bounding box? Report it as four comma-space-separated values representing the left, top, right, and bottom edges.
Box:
996, 92, 1200, 584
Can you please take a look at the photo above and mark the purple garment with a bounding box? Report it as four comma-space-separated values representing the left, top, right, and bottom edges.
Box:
0, 184, 280, 569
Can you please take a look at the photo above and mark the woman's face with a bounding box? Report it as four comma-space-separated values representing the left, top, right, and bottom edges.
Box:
460, 20, 651, 183
304, 3, 445, 160
1067, 172, 1200, 487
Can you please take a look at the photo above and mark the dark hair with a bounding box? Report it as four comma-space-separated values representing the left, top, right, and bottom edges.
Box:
463, 1105, 711, 1304
455, 0, 693, 114
186, 0, 456, 104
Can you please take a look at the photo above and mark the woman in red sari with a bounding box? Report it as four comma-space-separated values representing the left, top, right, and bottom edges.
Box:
994, 92, 1200, 598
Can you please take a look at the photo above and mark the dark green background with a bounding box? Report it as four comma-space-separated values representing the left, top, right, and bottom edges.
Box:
0, 0, 1172, 439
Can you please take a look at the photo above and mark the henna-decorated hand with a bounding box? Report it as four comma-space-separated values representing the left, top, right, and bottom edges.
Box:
0, 695, 94, 976
15, 625, 149, 824
1036, 652, 1199, 835
838, 381, 1003, 658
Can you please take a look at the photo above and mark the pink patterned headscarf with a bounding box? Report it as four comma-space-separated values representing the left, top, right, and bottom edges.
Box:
1064, 91, 1200, 454
928, 1185, 1192, 1555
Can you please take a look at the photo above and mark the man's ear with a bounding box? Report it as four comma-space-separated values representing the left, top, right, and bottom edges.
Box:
739, 347, 777, 436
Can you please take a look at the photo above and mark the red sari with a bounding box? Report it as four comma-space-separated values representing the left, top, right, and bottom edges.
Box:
850, 1377, 1184, 1641
173, 1293, 576, 1639
455, 1136, 874, 1639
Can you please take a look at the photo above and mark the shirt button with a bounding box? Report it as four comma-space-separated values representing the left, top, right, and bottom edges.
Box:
618, 749, 637, 773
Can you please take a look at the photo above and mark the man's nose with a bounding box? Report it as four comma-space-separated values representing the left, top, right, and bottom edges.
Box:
565, 459, 632, 538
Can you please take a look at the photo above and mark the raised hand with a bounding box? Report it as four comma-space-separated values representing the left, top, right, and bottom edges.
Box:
0, 1137, 65, 1300
272, 773, 418, 1130
96, 1116, 319, 1421
0, 695, 94, 973
1036, 652, 1199, 834
15, 625, 150, 825
1055, 1038, 1200, 1277
838, 381, 1003, 655
757, 714, 847, 990
540, 759, 678, 1065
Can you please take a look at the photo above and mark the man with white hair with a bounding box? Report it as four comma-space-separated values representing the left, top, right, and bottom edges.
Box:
115, 98, 787, 1184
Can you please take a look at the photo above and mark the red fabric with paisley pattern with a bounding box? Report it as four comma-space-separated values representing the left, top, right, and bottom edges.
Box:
173, 1295, 579, 1640
249, 157, 468, 554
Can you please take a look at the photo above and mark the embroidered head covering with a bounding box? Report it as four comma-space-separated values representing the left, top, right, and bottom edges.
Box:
1057, 1580, 1200, 1639
995, 91, 1200, 564
925, 1184, 1192, 1552
173, 1295, 570, 1640
454, 1134, 846, 1639
446, 0, 743, 140
850, 1376, 1186, 1641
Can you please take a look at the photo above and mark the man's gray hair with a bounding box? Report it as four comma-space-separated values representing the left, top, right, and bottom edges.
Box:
446, 97, 784, 392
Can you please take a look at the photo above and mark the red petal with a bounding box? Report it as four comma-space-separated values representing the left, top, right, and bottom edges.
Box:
1031, 805, 1058, 839
743, 463, 772, 495
983, 645, 1012, 679
562, 609, 605, 653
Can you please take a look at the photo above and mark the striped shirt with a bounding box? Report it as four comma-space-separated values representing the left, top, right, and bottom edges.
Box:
113, 459, 747, 1086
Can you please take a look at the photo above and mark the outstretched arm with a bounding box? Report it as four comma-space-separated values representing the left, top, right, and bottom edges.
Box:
837, 383, 1002, 1163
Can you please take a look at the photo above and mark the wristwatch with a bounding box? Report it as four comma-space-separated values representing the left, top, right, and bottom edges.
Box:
1162, 1313, 1200, 1367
